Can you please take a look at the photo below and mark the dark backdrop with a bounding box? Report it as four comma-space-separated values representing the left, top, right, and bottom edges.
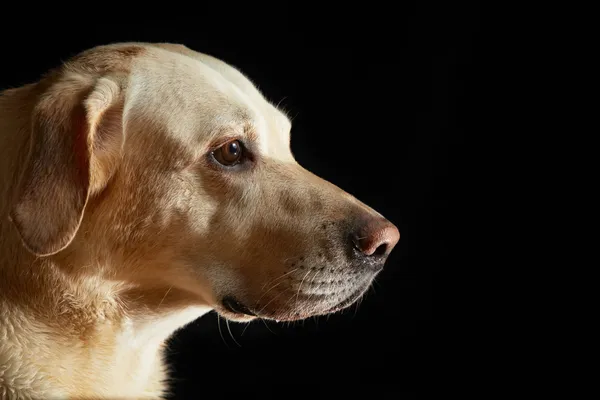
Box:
0, 4, 478, 398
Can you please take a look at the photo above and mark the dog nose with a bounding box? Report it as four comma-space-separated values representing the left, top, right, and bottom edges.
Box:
351, 217, 400, 259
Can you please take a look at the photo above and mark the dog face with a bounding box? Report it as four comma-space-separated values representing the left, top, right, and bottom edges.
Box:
10, 44, 399, 322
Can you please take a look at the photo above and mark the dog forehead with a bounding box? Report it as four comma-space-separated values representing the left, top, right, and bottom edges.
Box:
125, 48, 292, 160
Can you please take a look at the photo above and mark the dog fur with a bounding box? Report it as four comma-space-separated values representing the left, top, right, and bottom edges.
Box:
0, 42, 399, 399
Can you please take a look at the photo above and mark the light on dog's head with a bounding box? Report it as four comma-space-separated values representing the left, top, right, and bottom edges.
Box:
212, 139, 243, 166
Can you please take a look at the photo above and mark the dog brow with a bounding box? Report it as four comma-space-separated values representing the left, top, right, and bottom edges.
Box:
244, 125, 259, 142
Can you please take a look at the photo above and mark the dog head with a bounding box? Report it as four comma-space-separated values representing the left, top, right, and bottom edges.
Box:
9, 43, 399, 322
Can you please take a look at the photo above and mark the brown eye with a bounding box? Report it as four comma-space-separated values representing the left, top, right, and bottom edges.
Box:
212, 140, 243, 166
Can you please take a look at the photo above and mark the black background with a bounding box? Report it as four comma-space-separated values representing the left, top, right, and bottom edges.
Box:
1, 4, 478, 398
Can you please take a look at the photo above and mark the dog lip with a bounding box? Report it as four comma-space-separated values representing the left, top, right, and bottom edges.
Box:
322, 284, 369, 314
222, 296, 257, 316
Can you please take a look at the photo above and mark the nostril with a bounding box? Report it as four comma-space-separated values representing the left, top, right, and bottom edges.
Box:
373, 242, 388, 257
351, 218, 400, 258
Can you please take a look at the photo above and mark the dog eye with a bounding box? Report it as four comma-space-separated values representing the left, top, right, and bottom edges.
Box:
212, 140, 243, 166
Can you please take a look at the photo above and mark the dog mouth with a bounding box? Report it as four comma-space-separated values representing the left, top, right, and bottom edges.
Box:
221, 282, 370, 321
221, 276, 368, 321
221, 296, 257, 316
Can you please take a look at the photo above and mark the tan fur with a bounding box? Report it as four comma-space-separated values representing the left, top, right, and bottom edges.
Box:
0, 42, 398, 399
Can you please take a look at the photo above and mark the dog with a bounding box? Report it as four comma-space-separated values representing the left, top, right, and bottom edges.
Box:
0, 42, 400, 399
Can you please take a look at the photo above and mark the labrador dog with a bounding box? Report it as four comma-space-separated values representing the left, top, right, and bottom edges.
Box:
0, 42, 399, 399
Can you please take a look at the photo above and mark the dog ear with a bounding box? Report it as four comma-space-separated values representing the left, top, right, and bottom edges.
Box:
9, 72, 124, 257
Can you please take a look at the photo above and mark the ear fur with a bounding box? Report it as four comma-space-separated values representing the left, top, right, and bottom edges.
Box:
9, 72, 123, 257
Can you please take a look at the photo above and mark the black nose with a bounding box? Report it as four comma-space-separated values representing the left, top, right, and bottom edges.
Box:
350, 217, 400, 266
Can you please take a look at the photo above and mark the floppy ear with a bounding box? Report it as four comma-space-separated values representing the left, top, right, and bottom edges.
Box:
10, 73, 124, 257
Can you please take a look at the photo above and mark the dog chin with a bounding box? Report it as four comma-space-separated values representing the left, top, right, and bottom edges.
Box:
218, 283, 370, 322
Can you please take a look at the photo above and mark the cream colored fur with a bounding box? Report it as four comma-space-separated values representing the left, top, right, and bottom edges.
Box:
0, 42, 398, 399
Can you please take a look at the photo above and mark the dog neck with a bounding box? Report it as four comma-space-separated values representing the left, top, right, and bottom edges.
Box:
0, 237, 210, 398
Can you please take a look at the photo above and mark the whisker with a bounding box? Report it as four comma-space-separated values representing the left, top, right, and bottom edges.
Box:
256, 290, 287, 315
241, 321, 252, 336
295, 270, 312, 305
280, 294, 296, 315
369, 282, 377, 295
275, 96, 288, 110
216, 315, 229, 348
226, 319, 241, 347
254, 280, 285, 308
260, 318, 276, 335
157, 286, 172, 310
260, 267, 299, 291
353, 297, 361, 318
373, 278, 382, 290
